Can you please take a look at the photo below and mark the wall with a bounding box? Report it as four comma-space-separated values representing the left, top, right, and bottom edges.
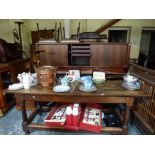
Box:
0, 19, 155, 59
0, 19, 14, 42
86, 19, 155, 58
0, 19, 29, 56
140, 32, 151, 57
70, 19, 87, 35
23, 19, 64, 56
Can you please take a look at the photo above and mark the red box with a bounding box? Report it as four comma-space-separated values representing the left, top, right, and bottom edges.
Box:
44, 104, 68, 127
79, 105, 102, 133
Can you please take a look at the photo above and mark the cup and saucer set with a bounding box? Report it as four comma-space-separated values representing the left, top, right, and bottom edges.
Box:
53, 73, 97, 93
53, 76, 71, 93
53, 70, 80, 93
79, 76, 97, 92
79, 72, 106, 92
122, 75, 141, 90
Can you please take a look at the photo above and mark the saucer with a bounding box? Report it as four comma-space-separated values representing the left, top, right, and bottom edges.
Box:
122, 82, 140, 90
53, 85, 70, 93
79, 85, 97, 92
8, 83, 23, 90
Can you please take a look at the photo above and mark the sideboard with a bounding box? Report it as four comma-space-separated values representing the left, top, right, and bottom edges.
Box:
34, 42, 131, 73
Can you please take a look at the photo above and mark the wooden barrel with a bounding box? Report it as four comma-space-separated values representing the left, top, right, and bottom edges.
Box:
37, 66, 57, 86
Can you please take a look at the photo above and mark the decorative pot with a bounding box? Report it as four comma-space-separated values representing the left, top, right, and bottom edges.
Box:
35, 66, 57, 87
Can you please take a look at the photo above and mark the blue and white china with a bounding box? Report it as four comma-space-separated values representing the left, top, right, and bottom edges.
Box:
83, 79, 93, 89
122, 75, 141, 90
122, 74, 141, 90
53, 85, 70, 93
59, 76, 71, 86
79, 85, 97, 92
123, 75, 138, 84
80, 76, 92, 82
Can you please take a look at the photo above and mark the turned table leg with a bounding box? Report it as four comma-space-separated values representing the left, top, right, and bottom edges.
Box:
122, 106, 131, 135
122, 97, 134, 135
21, 100, 30, 135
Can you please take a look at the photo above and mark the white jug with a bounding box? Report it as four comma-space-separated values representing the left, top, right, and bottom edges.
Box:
22, 73, 31, 89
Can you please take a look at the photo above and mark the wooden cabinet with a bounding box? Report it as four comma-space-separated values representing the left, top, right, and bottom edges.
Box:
37, 44, 68, 66
90, 44, 104, 66
90, 44, 130, 67
35, 42, 131, 73
0, 59, 34, 115
0, 64, 12, 116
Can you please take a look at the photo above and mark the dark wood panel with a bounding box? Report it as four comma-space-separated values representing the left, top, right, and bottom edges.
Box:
15, 98, 35, 111
37, 44, 68, 66
90, 44, 130, 67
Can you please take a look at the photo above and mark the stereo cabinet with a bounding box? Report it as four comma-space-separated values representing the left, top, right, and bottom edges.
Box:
35, 42, 131, 73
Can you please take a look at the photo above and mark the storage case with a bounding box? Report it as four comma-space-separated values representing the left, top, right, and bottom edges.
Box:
45, 103, 102, 133
44, 104, 68, 127
79, 105, 102, 133
44, 103, 81, 129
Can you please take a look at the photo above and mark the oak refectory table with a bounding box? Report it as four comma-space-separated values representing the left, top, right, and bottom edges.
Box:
5, 80, 150, 135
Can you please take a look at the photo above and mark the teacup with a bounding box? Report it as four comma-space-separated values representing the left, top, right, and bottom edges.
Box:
83, 79, 93, 89
81, 76, 92, 82
59, 76, 71, 86
123, 75, 138, 86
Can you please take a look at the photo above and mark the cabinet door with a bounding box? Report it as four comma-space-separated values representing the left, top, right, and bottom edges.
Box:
90, 45, 104, 66
90, 44, 129, 67
38, 44, 68, 66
